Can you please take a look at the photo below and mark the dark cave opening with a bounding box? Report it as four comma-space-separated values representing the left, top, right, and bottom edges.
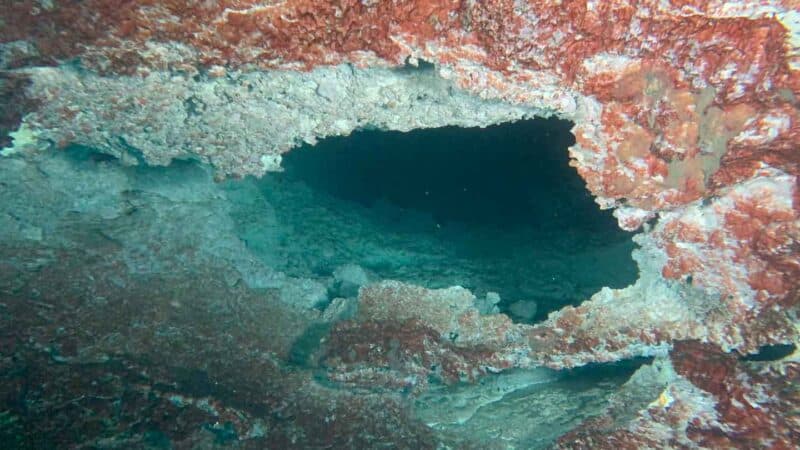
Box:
283, 118, 614, 232
259, 117, 638, 322
741, 343, 797, 361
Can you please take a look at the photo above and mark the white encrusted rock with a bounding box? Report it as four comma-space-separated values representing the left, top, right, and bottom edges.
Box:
332, 263, 372, 298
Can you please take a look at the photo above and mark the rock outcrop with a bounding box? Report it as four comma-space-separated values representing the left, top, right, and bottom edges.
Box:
2, 1, 798, 447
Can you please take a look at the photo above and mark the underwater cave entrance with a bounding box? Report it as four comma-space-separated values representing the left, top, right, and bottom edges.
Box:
285, 118, 595, 230
256, 117, 638, 322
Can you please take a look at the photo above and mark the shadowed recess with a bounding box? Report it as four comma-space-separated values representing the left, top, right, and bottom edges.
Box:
267, 118, 639, 322
283, 118, 614, 231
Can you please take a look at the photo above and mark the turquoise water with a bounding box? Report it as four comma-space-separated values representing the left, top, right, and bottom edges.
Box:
246, 118, 637, 321
1, 118, 641, 448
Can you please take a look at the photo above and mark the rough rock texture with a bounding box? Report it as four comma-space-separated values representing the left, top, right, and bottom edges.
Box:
0, 240, 449, 449
2, 0, 797, 357
0, 149, 632, 448
0, 148, 341, 310
321, 281, 533, 392
528, 227, 797, 369
556, 342, 800, 449
17, 64, 542, 177
412, 366, 636, 449
2, 1, 800, 447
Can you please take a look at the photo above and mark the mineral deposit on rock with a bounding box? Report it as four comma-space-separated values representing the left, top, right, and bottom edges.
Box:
2, 1, 799, 448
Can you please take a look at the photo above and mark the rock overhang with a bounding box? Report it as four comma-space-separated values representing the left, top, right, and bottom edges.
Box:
2, 1, 799, 446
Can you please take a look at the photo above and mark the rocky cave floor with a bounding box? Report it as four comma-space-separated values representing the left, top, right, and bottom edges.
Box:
0, 123, 651, 448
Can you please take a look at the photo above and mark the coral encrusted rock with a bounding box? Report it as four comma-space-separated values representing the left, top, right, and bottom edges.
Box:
556, 341, 800, 449
2, 1, 799, 447
321, 281, 533, 392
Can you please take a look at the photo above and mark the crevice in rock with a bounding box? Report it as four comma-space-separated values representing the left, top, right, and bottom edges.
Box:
740, 343, 797, 362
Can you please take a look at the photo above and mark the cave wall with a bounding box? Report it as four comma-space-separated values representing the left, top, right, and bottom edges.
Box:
2, 1, 799, 447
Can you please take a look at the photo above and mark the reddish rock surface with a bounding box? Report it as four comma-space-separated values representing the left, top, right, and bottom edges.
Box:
3, 0, 797, 219
0, 242, 444, 449
556, 341, 800, 449
321, 281, 532, 392
2, 1, 799, 447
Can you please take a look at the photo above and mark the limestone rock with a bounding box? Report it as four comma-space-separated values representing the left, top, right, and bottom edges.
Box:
2, 1, 799, 447
332, 263, 372, 299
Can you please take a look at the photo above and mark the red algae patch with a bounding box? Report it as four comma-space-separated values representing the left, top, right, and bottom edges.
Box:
3, 2, 800, 447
